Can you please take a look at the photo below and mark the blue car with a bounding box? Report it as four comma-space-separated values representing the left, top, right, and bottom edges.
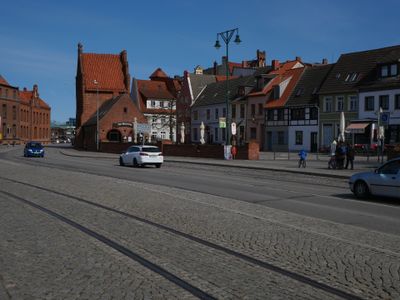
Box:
24, 141, 45, 157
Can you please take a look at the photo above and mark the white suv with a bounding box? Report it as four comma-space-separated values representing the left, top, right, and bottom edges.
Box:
119, 145, 163, 168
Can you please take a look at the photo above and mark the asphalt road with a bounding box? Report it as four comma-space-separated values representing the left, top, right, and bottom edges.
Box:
0, 145, 399, 299
3, 145, 399, 236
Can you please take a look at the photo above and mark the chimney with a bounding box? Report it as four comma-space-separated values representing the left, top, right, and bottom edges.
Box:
120, 50, 130, 92
322, 58, 328, 65
295, 56, 302, 62
33, 84, 39, 98
272, 59, 280, 70
78, 43, 83, 55
257, 50, 266, 67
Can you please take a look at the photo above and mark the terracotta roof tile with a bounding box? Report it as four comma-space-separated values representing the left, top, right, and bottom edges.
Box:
19, 90, 50, 109
82, 53, 126, 91
150, 68, 168, 79
266, 67, 305, 108
137, 80, 175, 100
0, 75, 10, 86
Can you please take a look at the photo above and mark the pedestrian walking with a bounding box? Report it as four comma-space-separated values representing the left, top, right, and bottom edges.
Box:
345, 143, 355, 170
328, 139, 337, 169
335, 142, 346, 169
298, 149, 307, 168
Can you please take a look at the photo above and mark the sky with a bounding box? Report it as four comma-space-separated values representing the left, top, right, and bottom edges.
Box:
1, 0, 400, 123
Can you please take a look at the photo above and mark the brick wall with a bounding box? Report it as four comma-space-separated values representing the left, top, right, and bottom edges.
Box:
87, 140, 259, 160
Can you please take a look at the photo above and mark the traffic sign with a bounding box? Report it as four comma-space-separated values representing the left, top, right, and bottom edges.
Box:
231, 122, 237, 135
136, 123, 151, 133
380, 112, 390, 126
219, 117, 226, 128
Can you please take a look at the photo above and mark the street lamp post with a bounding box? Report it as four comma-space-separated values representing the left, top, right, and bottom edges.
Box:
214, 28, 241, 145
94, 80, 99, 151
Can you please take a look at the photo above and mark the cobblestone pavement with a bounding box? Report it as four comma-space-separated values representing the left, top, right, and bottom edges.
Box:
0, 156, 399, 299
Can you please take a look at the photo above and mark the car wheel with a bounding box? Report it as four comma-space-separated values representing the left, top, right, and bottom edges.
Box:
354, 181, 370, 198
119, 157, 124, 166
133, 158, 139, 168
156, 163, 161, 168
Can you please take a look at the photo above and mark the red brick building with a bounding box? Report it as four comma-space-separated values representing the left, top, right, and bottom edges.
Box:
0, 75, 50, 144
19, 85, 51, 143
75, 43, 145, 150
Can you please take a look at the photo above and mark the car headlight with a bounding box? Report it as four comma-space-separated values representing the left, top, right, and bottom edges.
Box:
28, 149, 33, 152
40, 149, 44, 152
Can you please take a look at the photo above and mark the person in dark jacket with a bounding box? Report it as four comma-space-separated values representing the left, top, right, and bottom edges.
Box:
345, 143, 355, 170
335, 142, 346, 169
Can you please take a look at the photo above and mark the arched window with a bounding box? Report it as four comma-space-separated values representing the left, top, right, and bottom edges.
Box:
107, 129, 121, 142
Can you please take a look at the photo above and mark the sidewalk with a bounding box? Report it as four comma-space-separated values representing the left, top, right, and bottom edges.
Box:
58, 146, 384, 180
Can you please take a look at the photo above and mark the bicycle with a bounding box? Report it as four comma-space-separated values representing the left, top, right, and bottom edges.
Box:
298, 158, 306, 168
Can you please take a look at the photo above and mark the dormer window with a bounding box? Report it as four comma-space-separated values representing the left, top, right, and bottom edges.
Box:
381, 63, 398, 77
295, 88, 303, 97
350, 73, 358, 82
273, 85, 280, 99
238, 86, 245, 96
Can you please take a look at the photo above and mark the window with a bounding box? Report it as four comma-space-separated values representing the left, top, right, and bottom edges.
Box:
291, 108, 305, 120
152, 116, 158, 124
295, 88, 303, 97
5, 89, 8, 98
258, 103, 263, 115
273, 85, 280, 99
336, 96, 344, 111
231, 105, 235, 118
381, 65, 388, 77
240, 104, 245, 118
381, 64, 398, 77
149, 131, 156, 141
223, 108, 226, 118
206, 109, 210, 120
379, 95, 389, 110
215, 108, 219, 120
250, 127, 257, 139
295, 131, 303, 145
221, 128, 226, 141
323, 97, 332, 112
13, 90, 17, 99
2, 104, 6, 119
349, 96, 358, 112
123, 107, 128, 113
391, 64, 398, 76
277, 131, 285, 145
395, 94, 400, 110
350, 73, 358, 82
214, 127, 218, 141
267, 110, 274, 121
364, 96, 374, 111
151, 100, 156, 108
310, 107, 318, 120
12, 106, 17, 120
193, 110, 198, 120
277, 109, 284, 121
251, 104, 256, 116
161, 131, 166, 139
344, 74, 351, 82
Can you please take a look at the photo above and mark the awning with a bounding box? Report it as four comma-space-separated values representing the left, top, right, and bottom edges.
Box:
346, 123, 369, 133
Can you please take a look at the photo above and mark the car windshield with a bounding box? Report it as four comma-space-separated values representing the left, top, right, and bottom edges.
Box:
29, 143, 43, 149
142, 147, 160, 153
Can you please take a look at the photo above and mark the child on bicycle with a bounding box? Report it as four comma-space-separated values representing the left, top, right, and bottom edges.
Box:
298, 149, 307, 168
